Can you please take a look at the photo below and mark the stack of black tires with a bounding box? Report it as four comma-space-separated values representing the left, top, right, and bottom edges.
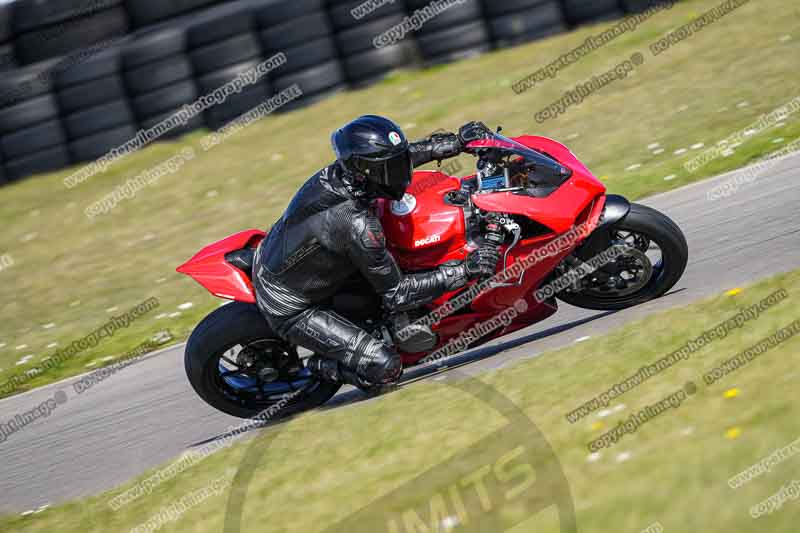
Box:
0, 59, 71, 181
55, 44, 138, 162
327, 0, 414, 86
255, 0, 346, 111
561, 0, 624, 25
0, 3, 15, 72
185, 2, 271, 130
620, 0, 669, 13
122, 25, 202, 139
12, 0, 130, 66
484, 0, 567, 48
125, 0, 219, 28
0, 0, 674, 186
406, 0, 490, 65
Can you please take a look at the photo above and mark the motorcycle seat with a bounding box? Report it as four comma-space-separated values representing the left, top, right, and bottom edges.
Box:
225, 248, 255, 278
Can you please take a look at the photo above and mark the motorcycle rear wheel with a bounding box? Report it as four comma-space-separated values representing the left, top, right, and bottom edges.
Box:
556, 203, 688, 311
185, 301, 341, 419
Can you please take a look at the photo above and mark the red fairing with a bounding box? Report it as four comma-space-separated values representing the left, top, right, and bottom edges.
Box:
378, 135, 608, 362
379, 171, 468, 270
467, 195, 605, 314
176, 230, 265, 303
468, 135, 605, 235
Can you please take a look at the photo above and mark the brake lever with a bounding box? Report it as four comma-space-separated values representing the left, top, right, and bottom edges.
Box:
489, 223, 523, 288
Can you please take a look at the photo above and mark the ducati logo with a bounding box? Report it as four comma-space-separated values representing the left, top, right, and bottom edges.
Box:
414, 234, 441, 247
388, 131, 402, 146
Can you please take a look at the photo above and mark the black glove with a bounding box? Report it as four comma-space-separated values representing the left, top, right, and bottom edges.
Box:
466, 244, 501, 279
458, 121, 493, 145
428, 132, 461, 161
410, 132, 462, 167
438, 261, 469, 292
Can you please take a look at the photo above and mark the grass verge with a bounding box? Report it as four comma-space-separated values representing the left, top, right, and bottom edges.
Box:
2, 268, 798, 532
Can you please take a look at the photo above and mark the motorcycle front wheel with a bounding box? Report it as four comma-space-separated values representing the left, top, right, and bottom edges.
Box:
556, 203, 688, 311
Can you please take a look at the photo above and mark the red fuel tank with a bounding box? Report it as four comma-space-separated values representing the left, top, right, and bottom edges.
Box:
378, 170, 468, 270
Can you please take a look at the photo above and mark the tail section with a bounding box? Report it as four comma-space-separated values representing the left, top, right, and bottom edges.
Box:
177, 230, 266, 303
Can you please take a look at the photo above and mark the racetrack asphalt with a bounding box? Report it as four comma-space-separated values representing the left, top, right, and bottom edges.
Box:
2, 153, 799, 514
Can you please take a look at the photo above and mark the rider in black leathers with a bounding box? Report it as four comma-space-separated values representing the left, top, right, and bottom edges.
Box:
253, 116, 500, 391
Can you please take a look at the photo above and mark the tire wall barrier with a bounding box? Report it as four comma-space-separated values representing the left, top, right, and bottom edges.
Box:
255, 0, 347, 112
0, 2, 16, 73
0, 58, 71, 180
0, 0, 673, 184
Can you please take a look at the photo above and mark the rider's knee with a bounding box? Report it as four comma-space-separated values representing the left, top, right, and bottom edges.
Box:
361, 345, 402, 384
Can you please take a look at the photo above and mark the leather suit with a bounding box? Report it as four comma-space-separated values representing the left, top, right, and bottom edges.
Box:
253, 134, 466, 387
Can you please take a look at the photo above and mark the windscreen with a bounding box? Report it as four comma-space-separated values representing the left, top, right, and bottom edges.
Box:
489, 133, 560, 166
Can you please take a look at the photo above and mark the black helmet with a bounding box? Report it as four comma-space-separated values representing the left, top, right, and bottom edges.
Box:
332, 115, 412, 201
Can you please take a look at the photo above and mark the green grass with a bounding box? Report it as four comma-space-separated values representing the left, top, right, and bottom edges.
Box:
3, 268, 798, 532
0, 0, 798, 396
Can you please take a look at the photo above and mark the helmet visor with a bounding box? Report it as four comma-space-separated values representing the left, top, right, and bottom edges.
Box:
358, 151, 412, 200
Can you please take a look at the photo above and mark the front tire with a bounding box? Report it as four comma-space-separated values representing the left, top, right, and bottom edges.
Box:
185, 302, 341, 419
557, 203, 688, 311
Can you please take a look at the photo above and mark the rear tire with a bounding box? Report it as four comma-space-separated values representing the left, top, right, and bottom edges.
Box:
557, 203, 688, 310
185, 302, 340, 419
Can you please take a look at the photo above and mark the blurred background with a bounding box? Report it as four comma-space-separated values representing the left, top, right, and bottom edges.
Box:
0, 0, 652, 183
1, 1, 798, 531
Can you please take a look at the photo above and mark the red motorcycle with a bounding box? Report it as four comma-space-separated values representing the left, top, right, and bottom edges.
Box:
178, 130, 688, 419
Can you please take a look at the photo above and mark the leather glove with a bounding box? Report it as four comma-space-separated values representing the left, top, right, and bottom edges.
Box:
458, 121, 493, 145
465, 244, 501, 279
438, 261, 469, 292
428, 132, 462, 160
